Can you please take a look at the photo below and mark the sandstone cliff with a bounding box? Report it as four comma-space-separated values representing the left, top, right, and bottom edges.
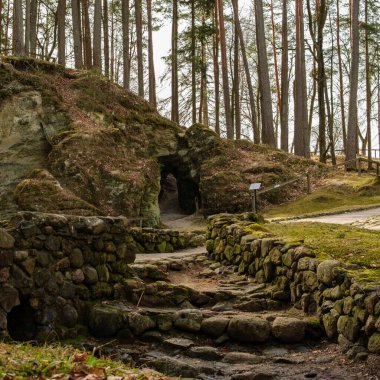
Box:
0, 57, 321, 224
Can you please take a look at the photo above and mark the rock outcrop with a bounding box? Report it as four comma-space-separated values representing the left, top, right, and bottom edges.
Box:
0, 57, 321, 223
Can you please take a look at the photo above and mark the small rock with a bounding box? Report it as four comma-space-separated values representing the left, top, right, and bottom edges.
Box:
231, 372, 276, 380
262, 347, 289, 356
0, 229, 15, 249
174, 309, 203, 332
222, 352, 263, 364
186, 346, 221, 361
164, 337, 194, 349
304, 370, 318, 378
150, 356, 199, 378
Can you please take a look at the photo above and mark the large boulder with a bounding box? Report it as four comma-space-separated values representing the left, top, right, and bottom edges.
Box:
272, 317, 305, 343
227, 316, 270, 343
88, 305, 124, 337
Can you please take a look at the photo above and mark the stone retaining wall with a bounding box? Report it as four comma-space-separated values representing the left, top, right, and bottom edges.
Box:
0, 212, 203, 340
205, 213, 380, 354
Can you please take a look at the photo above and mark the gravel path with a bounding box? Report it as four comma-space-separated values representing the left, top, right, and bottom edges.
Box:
290, 207, 380, 230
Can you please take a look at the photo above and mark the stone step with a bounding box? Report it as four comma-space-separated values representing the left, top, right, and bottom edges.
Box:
87, 300, 323, 346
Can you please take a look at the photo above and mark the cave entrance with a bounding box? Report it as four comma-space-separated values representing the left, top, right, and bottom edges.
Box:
7, 297, 37, 341
159, 171, 200, 218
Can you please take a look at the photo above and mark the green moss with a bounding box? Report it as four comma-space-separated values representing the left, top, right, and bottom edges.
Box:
266, 175, 380, 219
267, 222, 380, 284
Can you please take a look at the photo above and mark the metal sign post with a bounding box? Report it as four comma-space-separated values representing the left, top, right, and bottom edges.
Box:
249, 183, 261, 213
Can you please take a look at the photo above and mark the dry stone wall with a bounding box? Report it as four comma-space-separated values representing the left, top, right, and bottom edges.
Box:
0, 211, 202, 340
205, 213, 380, 354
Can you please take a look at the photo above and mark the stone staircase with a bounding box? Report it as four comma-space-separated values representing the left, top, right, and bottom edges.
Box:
82, 252, 376, 379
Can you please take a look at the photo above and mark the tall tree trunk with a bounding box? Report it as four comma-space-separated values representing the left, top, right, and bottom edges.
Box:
93, 0, 102, 70
233, 7, 241, 140
232, 0, 259, 143
72, 0, 83, 68
4, 0, 11, 54
29, 0, 37, 57
217, 0, 233, 138
280, 0, 289, 151
317, 0, 327, 162
82, 0, 92, 69
365, 0, 372, 168
191, 1, 197, 125
25, 0, 30, 55
171, 0, 179, 123
147, 0, 157, 107
213, 4, 220, 135
378, 70, 380, 158
122, 0, 130, 89
270, 0, 280, 128
0, 0, 2, 53
135, 0, 144, 97
103, 0, 110, 77
294, 0, 309, 157
336, 0, 346, 154
110, 0, 114, 81
255, 0, 275, 146
346, 0, 359, 168
12, 0, 24, 56
58, 0, 66, 65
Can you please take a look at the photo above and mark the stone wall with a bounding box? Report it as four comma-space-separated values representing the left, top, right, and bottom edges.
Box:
205, 213, 380, 354
0, 212, 203, 340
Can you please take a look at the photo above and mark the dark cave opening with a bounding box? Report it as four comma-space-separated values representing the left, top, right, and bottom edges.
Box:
159, 170, 201, 216
7, 297, 37, 341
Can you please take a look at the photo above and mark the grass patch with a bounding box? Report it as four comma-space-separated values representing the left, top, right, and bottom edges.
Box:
265, 175, 380, 219
0, 341, 171, 379
267, 222, 380, 284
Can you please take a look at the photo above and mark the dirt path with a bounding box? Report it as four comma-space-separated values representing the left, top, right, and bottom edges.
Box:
161, 213, 207, 230
135, 246, 206, 262
289, 207, 380, 230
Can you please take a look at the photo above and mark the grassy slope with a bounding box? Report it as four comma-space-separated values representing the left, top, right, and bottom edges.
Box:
267, 222, 380, 285
0, 342, 171, 379
264, 174, 380, 219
